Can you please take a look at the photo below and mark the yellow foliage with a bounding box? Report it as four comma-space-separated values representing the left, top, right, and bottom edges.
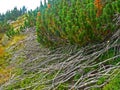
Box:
0, 67, 14, 85
0, 14, 27, 85
0, 46, 4, 57
9, 14, 27, 31
7, 35, 26, 47
0, 30, 25, 85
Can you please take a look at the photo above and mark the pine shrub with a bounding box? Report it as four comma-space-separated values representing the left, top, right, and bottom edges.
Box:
36, 0, 120, 47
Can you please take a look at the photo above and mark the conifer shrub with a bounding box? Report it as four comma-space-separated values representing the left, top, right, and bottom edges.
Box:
36, 0, 120, 47
25, 12, 36, 28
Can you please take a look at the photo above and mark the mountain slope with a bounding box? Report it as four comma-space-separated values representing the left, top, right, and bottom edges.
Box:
0, 27, 119, 90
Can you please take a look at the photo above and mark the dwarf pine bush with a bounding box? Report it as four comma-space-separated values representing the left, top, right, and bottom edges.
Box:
36, 0, 120, 47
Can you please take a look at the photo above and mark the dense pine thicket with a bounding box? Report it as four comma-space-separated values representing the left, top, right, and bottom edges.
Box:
36, 0, 120, 48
